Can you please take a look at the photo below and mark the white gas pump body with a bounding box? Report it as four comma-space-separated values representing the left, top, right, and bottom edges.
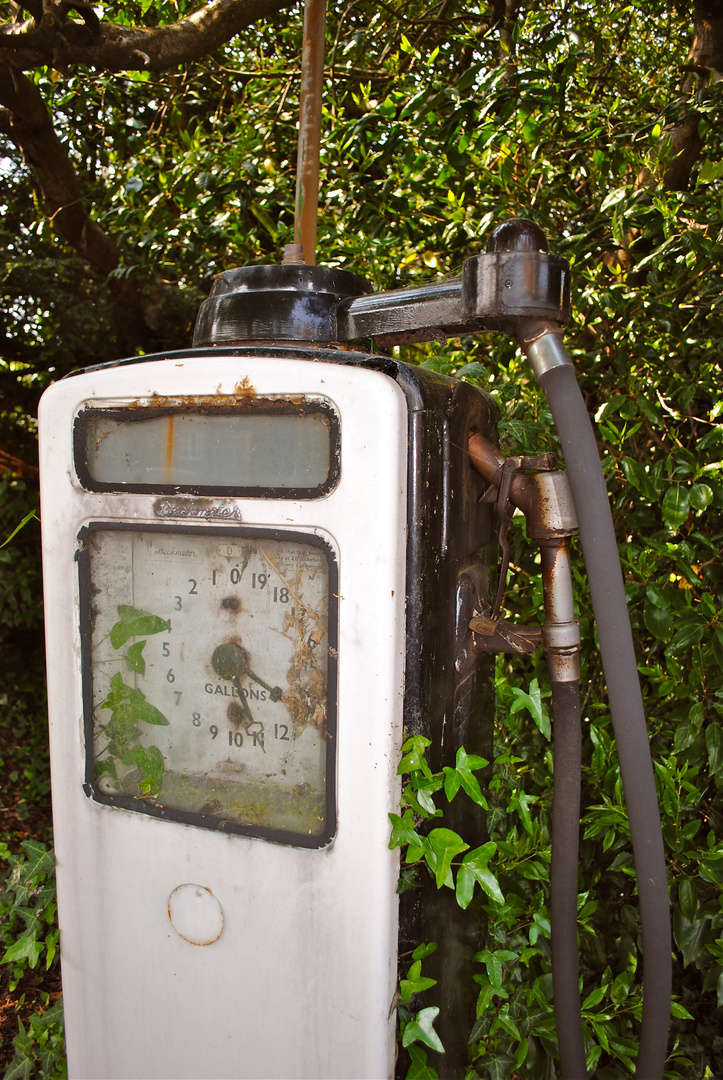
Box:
40, 353, 409, 1080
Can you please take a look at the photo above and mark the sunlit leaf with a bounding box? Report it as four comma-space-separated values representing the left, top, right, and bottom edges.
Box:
402, 1007, 445, 1053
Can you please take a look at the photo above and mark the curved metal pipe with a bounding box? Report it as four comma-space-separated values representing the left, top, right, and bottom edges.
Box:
466, 439, 588, 1076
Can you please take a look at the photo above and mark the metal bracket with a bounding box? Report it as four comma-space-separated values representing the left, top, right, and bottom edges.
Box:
193, 218, 570, 349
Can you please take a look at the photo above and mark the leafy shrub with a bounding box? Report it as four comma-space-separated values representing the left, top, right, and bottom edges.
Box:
0, 842, 65, 1079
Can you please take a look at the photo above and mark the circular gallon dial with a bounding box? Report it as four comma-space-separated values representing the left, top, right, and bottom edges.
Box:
83, 525, 334, 841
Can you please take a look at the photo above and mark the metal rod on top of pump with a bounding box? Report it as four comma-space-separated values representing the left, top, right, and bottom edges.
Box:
289, 0, 326, 266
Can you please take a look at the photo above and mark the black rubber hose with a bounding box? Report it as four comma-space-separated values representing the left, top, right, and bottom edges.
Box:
539, 361, 671, 1080
550, 679, 587, 1080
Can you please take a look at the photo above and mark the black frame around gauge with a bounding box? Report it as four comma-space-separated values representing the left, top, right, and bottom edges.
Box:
73, 399, 341, 499
77, 520, 339, 849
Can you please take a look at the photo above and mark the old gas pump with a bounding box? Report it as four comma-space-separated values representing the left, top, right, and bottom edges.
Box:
38, 3, 672, 1077
39, 257, 504, 1080
39, 221, 671, 1080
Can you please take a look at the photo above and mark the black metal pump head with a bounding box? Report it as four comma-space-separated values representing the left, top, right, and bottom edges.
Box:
193, 264, 372, 346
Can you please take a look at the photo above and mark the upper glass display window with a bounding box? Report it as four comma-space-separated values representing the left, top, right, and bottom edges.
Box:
74, 400, 339, 497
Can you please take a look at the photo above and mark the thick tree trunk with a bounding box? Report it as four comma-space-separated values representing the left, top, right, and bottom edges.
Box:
659, 0, 723, 192
0, 69, 150, 353
691, 0, 723, 74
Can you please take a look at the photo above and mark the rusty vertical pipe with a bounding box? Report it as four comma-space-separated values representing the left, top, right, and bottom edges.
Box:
294, 0, 326, 265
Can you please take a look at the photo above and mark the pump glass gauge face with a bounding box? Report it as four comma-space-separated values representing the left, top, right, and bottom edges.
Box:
79, 523, 337, 846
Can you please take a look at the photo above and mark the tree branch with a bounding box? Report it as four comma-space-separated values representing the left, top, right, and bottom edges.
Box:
0, 0, 295, 73
0, 64, 119, 274
0, 0, 294, 353
0, 61, 152, 351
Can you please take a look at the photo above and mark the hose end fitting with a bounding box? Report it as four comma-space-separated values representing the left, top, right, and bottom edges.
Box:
517, 318, 573, 381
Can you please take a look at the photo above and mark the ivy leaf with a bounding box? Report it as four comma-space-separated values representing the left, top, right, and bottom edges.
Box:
398, 735, 434, 779
443, 747, 488, 807
412, 942, 437, 961
509, 679, 550, 739
126, 640, 146, 675
402, 1007, 445, 1053
121, 744, 164, 797
473, 947, 517, 998
506, 791, 538, 835
101, 671, 133, 711
18, 840, 54, 881
399, 959, 437, 1002
405, 774, 443, 818
481, 1053, 517, 1080
456, 843, 504, 908
442, 766, 461, 802
94, 758, 117, 781
425, 829, 469, 889
110, 606, 169, 649
2, 934, 43, 969
128, 689, 169, 726
389, 808, 423, 850
405, 1044, 439, 1080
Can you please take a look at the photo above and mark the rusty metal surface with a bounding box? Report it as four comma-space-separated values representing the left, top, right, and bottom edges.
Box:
467, 432, 577, 539
524, 471, 579, 540
294, 0, 326, 265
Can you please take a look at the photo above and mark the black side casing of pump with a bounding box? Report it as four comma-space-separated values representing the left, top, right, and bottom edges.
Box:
377, 352, 498, 1080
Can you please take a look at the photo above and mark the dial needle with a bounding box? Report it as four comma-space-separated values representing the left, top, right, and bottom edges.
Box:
211, 642, 283, 724
231, 674, 256, 726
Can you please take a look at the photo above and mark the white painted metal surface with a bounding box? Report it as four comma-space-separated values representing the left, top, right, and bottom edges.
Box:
39, 355, 409, 1080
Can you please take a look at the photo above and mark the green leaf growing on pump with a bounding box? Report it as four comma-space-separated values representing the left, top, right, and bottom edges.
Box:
126, 640, 147, 675
110, 605, 169, 649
